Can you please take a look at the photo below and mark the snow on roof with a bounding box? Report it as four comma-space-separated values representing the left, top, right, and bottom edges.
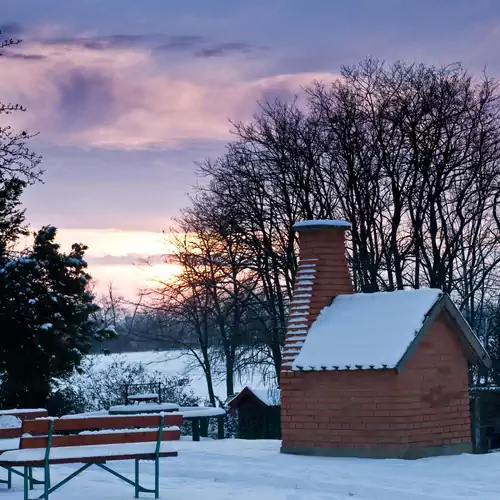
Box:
293, 220, 351, 230
227, 387, 281, 407
292, 288, 443, 371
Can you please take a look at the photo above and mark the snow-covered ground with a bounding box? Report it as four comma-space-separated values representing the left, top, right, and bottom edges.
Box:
91, 350, 269, 401
0, 438, 498, 499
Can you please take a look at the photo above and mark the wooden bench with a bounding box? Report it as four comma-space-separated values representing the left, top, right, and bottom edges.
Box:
0, 413, 182, 500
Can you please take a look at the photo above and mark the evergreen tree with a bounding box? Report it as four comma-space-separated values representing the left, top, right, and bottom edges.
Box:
0, 177, 28, 258
0, 226, 115, 408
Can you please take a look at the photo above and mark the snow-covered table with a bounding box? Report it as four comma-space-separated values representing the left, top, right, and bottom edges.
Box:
180, 407, 227, 441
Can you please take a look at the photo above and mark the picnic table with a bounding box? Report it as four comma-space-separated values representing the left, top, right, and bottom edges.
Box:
181, 407, 226, 441
109, 403, 179, 415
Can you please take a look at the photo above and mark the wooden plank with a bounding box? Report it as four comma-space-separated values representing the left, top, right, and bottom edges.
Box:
21, 419, 50, 436
21, 429, 181, 449
0, 451, 178, 467
22, 414, 183, 434
0, 428, 21, 439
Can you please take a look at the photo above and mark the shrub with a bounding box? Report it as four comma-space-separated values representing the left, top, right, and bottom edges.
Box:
56, 355, 200, 415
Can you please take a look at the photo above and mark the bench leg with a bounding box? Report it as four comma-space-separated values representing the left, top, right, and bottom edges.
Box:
218, 416, 225, 439
134, 459, 139, 499
28, 467, 33, 490
192, 418, 200, 441
154, 457, 159, 499
23, 467, 29, 500
43, 464, 50, 500
200, 418, 209, 438
7, 467, 12, 489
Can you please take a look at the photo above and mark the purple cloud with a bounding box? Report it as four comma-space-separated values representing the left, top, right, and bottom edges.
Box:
55, 67, 117, 131
154, 35, 206, 52
195, 42, 260, 58
2, 52, 45, 60
0, 22, 24, 36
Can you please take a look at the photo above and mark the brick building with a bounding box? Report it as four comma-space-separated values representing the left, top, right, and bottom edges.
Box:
280, 220, 491, 459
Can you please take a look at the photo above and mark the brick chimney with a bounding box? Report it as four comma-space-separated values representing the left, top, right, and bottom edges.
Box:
281, 220, 353, 370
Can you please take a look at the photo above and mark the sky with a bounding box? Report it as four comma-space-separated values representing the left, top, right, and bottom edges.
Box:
2, 0, 500, 299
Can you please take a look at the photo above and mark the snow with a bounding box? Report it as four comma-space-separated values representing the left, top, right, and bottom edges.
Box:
0, 439, 499, 499
292, 288, 443, 371
0, 416, 21, 429
0, 409, 46, 416
0, 438, 19, 452
78, 426, 180, 436
61, 411, 181, 420
247, 388, 280, 406
109, 403, 179, 413
180, 408, 226, 418
293, 219, 351, 229
61, 411, 109, 419
127, 393, 159, 400
0, 441, 177, 463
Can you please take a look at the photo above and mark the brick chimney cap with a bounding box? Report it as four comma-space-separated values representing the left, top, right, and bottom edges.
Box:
293, 219, 351, 232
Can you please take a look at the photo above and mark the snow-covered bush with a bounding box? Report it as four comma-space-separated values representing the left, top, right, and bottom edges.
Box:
57, 356, 200, 415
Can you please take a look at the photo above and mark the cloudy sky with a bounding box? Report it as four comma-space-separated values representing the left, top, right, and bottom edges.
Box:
2, 0, 499, 298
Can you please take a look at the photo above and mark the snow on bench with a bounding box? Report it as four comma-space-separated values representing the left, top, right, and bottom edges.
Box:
109, 403, 179, 414
0, 441, 177, 463
0, 438, 19, 452
0, 409, 47, 418
127, 393, 159, 401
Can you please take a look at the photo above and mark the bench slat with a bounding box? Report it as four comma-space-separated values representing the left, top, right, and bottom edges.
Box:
21, 429, 181, 449
0, 450, 178, 467
0, 428, 21, 439
23, 414, 183, 435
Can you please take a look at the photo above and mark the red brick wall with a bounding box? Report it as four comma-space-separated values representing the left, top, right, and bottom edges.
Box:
297, 227, 353, 326
280, 311, 471, 457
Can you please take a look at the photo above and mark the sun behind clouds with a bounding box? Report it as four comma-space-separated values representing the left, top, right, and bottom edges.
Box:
38, 228, 183, 299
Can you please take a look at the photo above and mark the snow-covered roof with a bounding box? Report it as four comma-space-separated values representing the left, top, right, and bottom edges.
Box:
227, 387, 281, 407
292, 288, 490, 371
293, 220, 351, 230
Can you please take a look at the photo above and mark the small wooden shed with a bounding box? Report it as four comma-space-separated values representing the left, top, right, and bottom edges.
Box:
227, 387, 281, 440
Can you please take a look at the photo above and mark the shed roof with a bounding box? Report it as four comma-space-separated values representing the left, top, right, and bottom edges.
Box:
227, 387, 281, 408
291, 288, 491, 372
